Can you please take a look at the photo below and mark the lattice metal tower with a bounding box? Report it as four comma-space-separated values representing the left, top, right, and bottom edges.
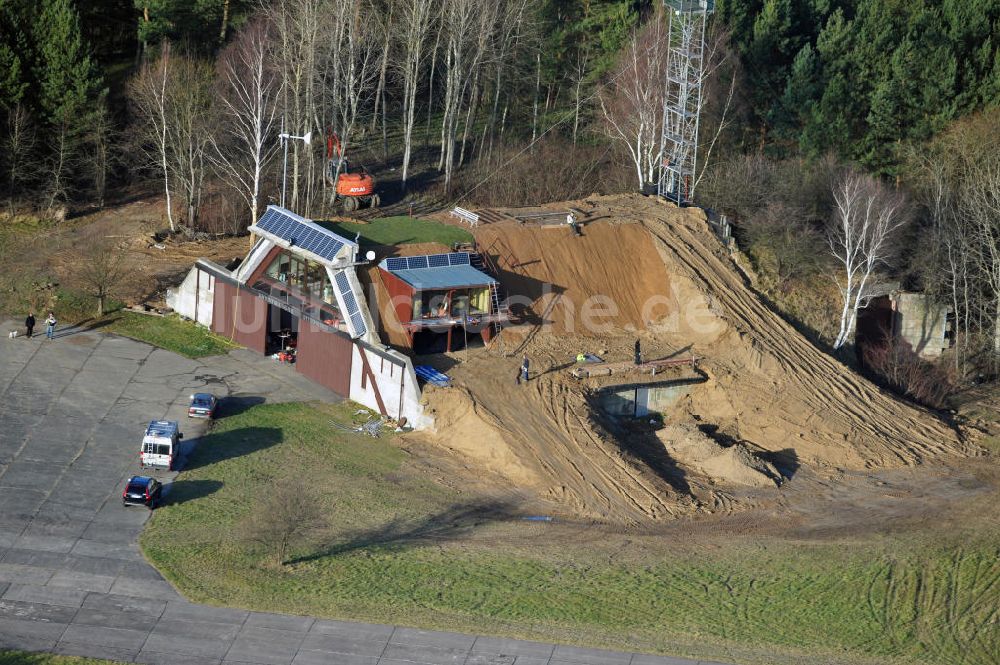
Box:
658, 0, 714, 204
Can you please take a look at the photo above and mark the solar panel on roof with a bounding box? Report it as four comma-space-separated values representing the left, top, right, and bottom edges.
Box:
407, 256, 428, 270
449, 253, 470, 265
428, 254, 450, 268
255, 206, 350, 262
384, 257, 407, 271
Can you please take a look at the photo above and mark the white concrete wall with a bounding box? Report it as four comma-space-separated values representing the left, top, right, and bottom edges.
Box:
349, 344, 430, 429
166, 266, 216, 327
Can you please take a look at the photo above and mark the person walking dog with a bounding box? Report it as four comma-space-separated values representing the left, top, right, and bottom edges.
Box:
24, 312, 35, 338
45, 312, 56, 340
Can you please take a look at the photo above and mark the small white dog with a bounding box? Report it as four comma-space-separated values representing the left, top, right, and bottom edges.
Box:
8, 330, 19, 338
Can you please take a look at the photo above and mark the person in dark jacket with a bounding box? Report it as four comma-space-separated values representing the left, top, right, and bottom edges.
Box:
24, 313, 35, 338
520, 355, 530, 384
634, 338, 642, 365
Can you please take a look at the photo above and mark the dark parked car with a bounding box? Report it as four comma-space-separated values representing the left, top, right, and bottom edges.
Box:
187, 392, 217, 419
122, 476, 162, 509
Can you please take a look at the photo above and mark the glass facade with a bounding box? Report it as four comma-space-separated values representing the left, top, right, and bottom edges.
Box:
252, 250, 344, 330
412, 287, 490, 321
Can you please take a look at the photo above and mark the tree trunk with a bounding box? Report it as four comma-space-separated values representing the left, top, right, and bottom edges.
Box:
219, 0, 230, 42
531, 51, 540, 147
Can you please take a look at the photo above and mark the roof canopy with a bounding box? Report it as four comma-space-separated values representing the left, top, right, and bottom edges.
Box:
248, 205, 357, 266
379, 253, 496, 290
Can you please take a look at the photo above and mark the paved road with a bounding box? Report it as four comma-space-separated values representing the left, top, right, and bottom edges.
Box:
0, 323, 723, 665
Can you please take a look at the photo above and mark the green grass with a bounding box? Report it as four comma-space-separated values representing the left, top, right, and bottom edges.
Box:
141, 401, 1000, 665
100, 311, 238, 358
319, 216, 473, 247
0, 651, 121, 665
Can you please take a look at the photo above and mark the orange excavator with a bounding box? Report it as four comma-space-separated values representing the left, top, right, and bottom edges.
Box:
325, 131, 380, 212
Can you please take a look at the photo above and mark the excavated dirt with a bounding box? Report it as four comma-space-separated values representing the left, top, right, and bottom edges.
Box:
407, 194, 977, 525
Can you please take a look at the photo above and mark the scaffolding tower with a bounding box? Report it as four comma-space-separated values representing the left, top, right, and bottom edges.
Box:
658, 0, 714, 205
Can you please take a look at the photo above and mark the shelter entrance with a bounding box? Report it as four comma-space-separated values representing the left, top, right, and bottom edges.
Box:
266, 304, 299, 356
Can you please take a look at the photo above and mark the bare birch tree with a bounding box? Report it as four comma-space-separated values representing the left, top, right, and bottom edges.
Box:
167, 56, 214, 228
321, 0, 383, 187
598, 13, 668, 189
396, 0, 436, 188
128, 45, 175, 231
439, 0, 501, 192
267, 0, 323, 214
209, 19, 280, 230
828, 172, 908, 350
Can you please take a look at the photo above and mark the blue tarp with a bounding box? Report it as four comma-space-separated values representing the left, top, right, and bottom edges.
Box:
414, 365, 452, 387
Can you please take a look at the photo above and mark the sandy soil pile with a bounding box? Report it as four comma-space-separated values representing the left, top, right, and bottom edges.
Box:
409, 194, 974, 524
419, 354, 691, 523
656, 424, 780, 488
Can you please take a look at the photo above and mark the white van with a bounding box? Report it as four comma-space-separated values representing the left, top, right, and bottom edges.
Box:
140, 420, 183, 470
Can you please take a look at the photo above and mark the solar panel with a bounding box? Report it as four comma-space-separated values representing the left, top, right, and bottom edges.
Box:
350, 312, 367, 336
406, 256, 428, 270
449, 252, 470, 265
334, 270, 367, 337
254, 206, 351, 262
384, 257, 407, 271
428, 254, 450, 268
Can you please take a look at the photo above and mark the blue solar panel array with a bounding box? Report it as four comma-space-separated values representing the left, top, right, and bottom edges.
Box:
255, 206, 353, 263
334, 270, 368, 338
382, 253, 471, 272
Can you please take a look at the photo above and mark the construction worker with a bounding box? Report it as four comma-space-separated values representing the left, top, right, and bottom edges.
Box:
566, 212, 581, 236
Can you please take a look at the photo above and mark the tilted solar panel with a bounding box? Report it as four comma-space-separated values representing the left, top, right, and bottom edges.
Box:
406, 256, 429, 270
255, 206, 348, 262
350, 312, 367, 336
449, 252, 470, 265
427, 254, 450, 268
334, 270, 367, 337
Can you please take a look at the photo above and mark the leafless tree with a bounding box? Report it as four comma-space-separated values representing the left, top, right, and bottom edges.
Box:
396, 0, 436, 188
267, 0, 323, 214
129, 45, 176, 231
438, 0, 502, 192
2, 104, 38, 212
240, 473, 327, 565
907, 113, 1000, 372
598, 12, 668, 189
320, 0, 383, 191
87, 97, 113, 208
828, 172, 908, 350
74, 231, 131, 316
130, 48, 214, 229
167, 56, 214, 228
209, 19, 281, 231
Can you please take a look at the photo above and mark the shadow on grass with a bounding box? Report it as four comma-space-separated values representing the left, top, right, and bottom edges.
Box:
162, 479, 224, 506
216, 394, 266, 419
180, 426, 283, 472
289, 500, 517, 564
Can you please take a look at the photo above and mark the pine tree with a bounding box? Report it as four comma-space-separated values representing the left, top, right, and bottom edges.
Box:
33, 0, 104, 205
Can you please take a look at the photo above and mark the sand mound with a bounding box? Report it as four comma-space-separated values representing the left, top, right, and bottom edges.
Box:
471, 194, 972, 471
416, 354, 692, 523
405, 194, 972, 525
655, 424, 780, 488
474, 221, 674, 336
